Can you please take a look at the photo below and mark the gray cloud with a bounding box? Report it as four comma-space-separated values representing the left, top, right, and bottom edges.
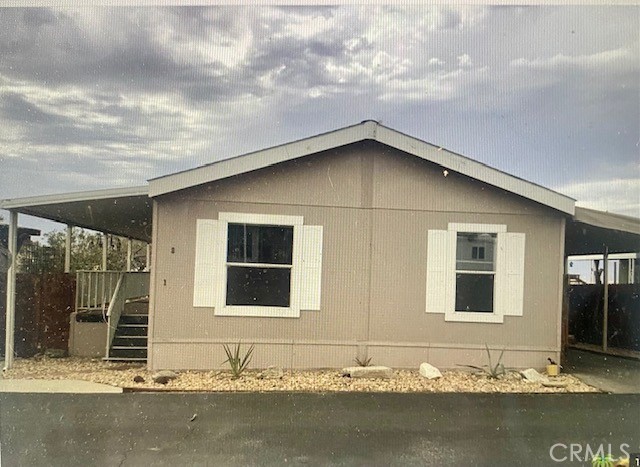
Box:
0, 5, 638, 222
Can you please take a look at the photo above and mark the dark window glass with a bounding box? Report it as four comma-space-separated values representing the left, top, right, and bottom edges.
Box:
455, 273, 494, 312
227, 224, 293, 265
226, 266, 291, 307
471, 246, 485, 260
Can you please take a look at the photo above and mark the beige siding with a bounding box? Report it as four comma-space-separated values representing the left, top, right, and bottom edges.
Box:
151, 142, 565, 370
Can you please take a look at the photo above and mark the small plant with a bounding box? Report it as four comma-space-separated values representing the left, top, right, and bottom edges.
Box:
591, 454, 616, 467
222, 342, 255, 379
457, 344, 506, 379
354, 356, 373, 367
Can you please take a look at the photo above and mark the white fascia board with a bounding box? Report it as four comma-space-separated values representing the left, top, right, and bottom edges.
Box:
0, 186, 149, 210
573, 207, 640, 235
374, 125, 575, 216
147, 120, 575, 215
148, 122, 376, 198
568, 253, 639, 261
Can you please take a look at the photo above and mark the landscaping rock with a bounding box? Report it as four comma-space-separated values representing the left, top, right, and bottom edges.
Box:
133, 375, 145, 383
341, 366, 393, 379
419, 363, 442, 380
44, 348, 67, 358
152, 370, 178, 384
257, 366, 284, 380
542, 381, 568, 388
520, 368, 546, 383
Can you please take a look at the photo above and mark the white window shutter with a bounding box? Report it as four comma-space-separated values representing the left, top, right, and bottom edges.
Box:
496, 232, 526, 317
193, 219, 220, 307
426, 230, 455, 314
300, 225, 323, 310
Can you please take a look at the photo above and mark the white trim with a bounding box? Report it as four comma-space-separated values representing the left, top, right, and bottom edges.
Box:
448, 223, 507, 233
568, 253, 639, 261
573, 206, 640, 235
300, 225, 323, 311
445, 223, 500, 322
444, 311, 504, 323
426, 223, 526, 324
0, 186, 148, 209
215, 212, 303, 318
148, 121, 575, 215
219, 212, 303, 226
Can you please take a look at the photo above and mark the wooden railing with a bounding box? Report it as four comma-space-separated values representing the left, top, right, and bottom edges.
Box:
75, 271, 122, 314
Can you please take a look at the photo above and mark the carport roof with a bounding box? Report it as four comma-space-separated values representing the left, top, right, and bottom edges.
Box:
0, 186, 152, 242
566, 207, 640, 256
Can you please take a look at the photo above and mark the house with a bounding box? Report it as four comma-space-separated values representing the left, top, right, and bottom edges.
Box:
3, 121, 639, 370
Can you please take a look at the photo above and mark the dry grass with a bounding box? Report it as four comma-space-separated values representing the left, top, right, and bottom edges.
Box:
2, 356, 599, 393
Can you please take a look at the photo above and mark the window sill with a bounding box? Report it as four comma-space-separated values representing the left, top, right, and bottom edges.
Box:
215, 305, 300, 318
444, 311, 504, 323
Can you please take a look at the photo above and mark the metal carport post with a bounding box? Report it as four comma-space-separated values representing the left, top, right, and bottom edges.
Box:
4, 210, 17, 370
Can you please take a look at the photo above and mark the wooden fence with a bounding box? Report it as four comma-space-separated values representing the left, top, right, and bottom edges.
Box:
568, 283, 640, 351
0, 273, 75, 357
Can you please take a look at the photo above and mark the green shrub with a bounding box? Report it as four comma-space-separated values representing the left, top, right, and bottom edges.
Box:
354, 356, 373, 367
458, 344, 506, 379
222, 342, 255, 379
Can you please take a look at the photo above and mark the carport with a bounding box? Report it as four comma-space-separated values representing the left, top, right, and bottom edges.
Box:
565, 207, 640, 356
1, 186, 152, 368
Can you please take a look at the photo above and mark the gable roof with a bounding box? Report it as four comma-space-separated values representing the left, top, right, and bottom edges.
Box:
156, 121, 569, 214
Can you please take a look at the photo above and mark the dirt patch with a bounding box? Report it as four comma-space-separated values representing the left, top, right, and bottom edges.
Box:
2, 357, 600, 393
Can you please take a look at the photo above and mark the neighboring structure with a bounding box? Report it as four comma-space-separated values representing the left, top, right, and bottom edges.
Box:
2, 121, 639, 369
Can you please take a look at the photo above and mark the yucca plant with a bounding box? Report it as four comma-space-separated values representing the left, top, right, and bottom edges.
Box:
458, 344, 506, 379
354, 356, 373, 367
222, 342, 255, 379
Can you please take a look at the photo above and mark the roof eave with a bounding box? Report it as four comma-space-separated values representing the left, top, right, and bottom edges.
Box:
147, 121, 575, 215
0, 186, 149, 210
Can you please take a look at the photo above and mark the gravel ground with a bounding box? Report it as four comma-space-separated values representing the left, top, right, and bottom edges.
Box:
1, 356, 600, 393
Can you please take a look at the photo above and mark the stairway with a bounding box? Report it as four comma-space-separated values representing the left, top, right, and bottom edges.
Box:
106, 313, 148, 361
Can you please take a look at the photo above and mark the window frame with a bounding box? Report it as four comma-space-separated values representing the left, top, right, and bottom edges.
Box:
455, 232, 496, 313
446, 223, 506, 323
215, 213, 304, 318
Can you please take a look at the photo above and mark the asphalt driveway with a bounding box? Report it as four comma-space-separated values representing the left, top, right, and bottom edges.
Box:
1, 392, 639, 466
564, 348, 640, 393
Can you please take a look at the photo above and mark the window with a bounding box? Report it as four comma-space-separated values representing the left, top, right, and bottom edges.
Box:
226, 224, 293, 307
455, 233, 496, 313
425, 223, 525, 323
193, 213, 323, 318
471, 246, 485, 260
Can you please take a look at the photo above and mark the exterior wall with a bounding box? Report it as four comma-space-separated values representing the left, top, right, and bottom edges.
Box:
150, 142, 565, 370
68, 313, 107, 358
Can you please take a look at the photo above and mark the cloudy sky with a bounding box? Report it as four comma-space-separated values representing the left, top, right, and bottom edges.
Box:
0, 5, 638, 233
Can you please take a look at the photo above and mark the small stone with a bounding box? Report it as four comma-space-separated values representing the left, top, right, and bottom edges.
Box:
542, 381, 568, 388
44, 348, 67, 358
133, 375, 145, 383
258, 366, 284, 380
152, 370, 178, 384
520, 368, 546, 383
154, 376, 171, 385
419, 363, 442, 380
341, 366, 393, 379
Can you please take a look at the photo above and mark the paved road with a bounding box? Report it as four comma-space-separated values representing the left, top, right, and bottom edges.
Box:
565, 348, 640, 394
1, 393, 638, 466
